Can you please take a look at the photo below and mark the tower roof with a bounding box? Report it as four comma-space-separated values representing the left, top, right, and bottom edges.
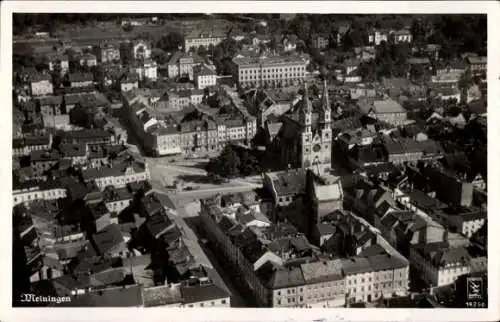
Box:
321, 80, 330, 111
300, 83, 313, 114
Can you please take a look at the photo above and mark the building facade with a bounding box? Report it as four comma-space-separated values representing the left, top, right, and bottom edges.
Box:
233, 55, 308, 88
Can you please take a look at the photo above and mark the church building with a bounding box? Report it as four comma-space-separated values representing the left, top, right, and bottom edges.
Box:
265, 80, 333, 176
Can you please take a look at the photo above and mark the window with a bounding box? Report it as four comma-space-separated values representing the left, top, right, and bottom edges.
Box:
211, 301, 215, 306
221, 299, 227, 304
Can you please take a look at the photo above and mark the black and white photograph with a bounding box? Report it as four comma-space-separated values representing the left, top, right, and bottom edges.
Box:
1, 1, 499, 322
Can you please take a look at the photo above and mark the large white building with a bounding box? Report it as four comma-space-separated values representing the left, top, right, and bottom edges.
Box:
233, 55, 308, 88
193, 65, 217, 89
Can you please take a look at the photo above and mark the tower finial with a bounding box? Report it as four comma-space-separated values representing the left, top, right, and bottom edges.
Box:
322, 79, 330, 110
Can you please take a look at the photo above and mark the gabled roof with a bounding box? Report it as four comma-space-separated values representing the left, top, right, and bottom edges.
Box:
314, 181, 343, 202
62, 285, 143, 307
181, 283, 230, 304
341, 256, 373, 275
91, 223, 125, 256
300, 259, 343, 283
256, 262, 305, 289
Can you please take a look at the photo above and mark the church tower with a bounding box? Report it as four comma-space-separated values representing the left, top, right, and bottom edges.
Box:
300, 84, 313, 170
318, 80, 332, 174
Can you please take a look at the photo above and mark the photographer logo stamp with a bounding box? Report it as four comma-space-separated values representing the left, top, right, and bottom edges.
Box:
466, 277, 483, 300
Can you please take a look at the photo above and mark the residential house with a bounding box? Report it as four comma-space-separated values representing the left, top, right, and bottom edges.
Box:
312, 35, 330, 50
466, 56, 487, 75
59, 143, 88, 166
391, 29, 413, 44
77, 53, 98, 67
30, 150, 60, 177
46, 53, 69, 75
130, 59, 158, 81
193, 65, 217, 90
94, 43, 121, 63
68, 73, 94, 88
120, 73, 139, 92
81, 160, 150, 190
30, 74, 53, 96
358, 97, 407, 126
367, 29, 389, 46
167, 51, 205, 80
184, 29, 226, 53
410, 242, 471, 288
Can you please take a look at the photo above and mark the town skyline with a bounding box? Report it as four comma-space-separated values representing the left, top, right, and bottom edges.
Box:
7, 8, 490, 314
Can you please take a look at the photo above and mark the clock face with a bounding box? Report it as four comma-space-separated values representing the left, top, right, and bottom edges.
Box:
313, 144, 321, 152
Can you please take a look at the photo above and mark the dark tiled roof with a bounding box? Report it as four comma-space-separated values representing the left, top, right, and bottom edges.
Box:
143, 285, 182, 307
91, 223, 124, 256
366, 254, 408, 271
256, 262, 306, 289
181, 283, 230, 304
61, 285, 143, 307
341, 256, 373, 275
270, 169, 306, 196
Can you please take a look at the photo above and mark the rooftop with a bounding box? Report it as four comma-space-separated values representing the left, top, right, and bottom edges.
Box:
266, 169, 306, 196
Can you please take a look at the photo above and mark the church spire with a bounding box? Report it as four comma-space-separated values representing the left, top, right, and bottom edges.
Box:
321, 79, 330, 111
302, 83, 312, 113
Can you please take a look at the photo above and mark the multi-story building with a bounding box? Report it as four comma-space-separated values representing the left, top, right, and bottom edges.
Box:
193, 65, 217, 89
120, 73, 140, 92
77, 53, 97, 67
409, 242, 471, 288
367, 29, 389, 45
38, 95, 63, 121
130, 59, 158, 81
233, 55, 308, 88
167, 51, 205, 80
179, 118, 219, 154
184, 29, 226, 53
81, 160, 151, 190
30, 150, 61, 177
466, 56, 487, 75
312, 35, 330, 50
59, 143, 88, 166
46, 53, 69, 75
57, 129, 114, 146
12, 134, 52, 157
358, 97, 407, 126
68, 73, 94, 88
13, 181, 67, 206
200, 193, 410, 307
30, 74, 53, 96
102, 186, 134, 214
94, 43, 121, 63
166, 89, 204, 110
120, 40, 152, 63
391, 29, 413, 44
442, 208, 486, 238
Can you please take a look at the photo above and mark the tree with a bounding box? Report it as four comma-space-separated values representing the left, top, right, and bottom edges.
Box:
151, 48, 169, 65
197, 45, 207, 56
123, 24, 134, 33
207, 44, 215, 56
157, 31, 183, 52
239, 150, 261, 176
458, 69, 474, 91
69, 104, 93, 128
206, 146, 241, 178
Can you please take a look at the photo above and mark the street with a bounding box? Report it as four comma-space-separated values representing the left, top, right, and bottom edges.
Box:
169, 201, 247, 307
